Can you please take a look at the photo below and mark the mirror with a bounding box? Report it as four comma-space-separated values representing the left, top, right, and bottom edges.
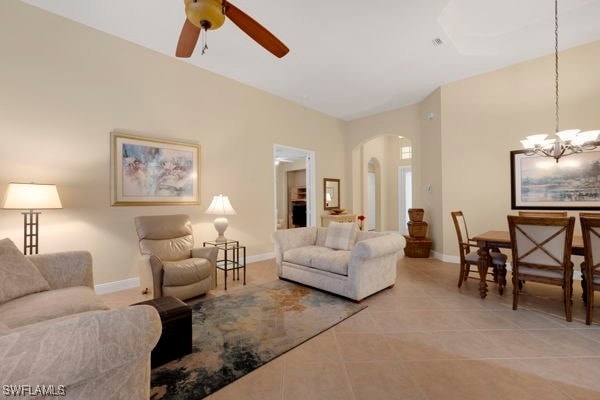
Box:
323, 178, 340, 210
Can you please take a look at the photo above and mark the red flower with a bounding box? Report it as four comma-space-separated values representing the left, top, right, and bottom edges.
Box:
357, 215, 366, 221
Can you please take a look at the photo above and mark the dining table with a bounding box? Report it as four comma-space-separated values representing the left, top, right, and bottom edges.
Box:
471, 230, 584, 299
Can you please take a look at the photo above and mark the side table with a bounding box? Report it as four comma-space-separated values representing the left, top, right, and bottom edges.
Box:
203, 239, 246, 290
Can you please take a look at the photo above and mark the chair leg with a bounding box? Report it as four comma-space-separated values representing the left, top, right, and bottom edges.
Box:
586, 279, 594, 325
564, 280, 572, 322
586, 293, 594, 325
512, 273, 519, 310
581, 272, 588, 305
497, 264, 507, 295
458, 262, 466, 288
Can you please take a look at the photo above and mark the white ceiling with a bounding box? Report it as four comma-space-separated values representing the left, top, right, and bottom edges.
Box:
20, 0, 600, 120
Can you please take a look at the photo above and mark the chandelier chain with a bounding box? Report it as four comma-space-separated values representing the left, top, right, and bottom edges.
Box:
555, 0, 559, 133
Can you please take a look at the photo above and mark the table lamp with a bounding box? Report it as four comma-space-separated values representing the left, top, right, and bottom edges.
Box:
205, 194, 236, 242
1, 182, 63, 254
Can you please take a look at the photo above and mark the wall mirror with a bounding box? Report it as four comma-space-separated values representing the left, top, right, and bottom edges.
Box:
323, 178, 340, 210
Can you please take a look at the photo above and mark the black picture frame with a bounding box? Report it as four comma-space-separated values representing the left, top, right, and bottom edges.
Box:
510, 146, 600, 210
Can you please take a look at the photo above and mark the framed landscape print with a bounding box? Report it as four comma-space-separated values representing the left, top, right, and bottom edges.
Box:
510, 147, 600, 210
111, 132, 200, 206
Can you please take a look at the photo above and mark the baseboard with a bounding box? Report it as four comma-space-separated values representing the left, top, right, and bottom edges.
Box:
430, 254, 583, 281
95, 277, 140, 295
247, 252, 275, 264
94, 253, 275, 295
432, 251, 460, 264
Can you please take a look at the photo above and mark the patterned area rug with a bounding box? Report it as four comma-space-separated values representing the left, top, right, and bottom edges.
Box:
150, 280, 366, 399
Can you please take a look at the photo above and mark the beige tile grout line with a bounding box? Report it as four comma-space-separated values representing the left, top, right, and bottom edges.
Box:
332, 315, 358, 400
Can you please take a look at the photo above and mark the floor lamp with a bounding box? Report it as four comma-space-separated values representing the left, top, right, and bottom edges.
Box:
1, 183, 63, 255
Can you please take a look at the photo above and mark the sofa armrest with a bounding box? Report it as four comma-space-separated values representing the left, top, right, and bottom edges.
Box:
0, 306, 161, 389
273, 227, 317, 254
27, 251, 93, 290
351, 234, 406, 260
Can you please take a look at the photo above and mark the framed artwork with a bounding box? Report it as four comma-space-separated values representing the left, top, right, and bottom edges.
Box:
111, 132, 200, 206
510, 146, 600, 210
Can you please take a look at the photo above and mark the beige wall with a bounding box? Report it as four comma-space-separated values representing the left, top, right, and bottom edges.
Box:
0, 0, 345, 285
342, 41, 600, 258
344, 105, 422, 234
418, 89, 443, 252
441, 41, 600, 257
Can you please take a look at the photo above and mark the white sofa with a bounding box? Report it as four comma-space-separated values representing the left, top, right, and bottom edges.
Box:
0, 245, 161, 400
273, 227, 406, 301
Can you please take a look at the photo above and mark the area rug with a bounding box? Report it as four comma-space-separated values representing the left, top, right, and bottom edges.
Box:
150, 280, 366, 399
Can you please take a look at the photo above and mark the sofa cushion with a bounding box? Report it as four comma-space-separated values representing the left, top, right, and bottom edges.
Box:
162, 258, 212, 287
283, 246, 351, 276
325, 222, 357, 251
283, 246, 334, 266
0, 286, 109, 329
310, 250, 351, 276
0, 321, 10, 335
0, 238, 50, 304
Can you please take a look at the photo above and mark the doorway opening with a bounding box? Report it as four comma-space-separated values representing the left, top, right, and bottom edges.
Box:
273, 144, 316, 230
398, 166, 413, 235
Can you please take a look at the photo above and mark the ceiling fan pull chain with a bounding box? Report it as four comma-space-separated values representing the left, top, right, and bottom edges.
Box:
201, 28, 208, 55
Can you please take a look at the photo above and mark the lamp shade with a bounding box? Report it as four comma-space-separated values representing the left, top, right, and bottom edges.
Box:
326, 192, 333, 202
1, 183, 62, 210
205, 194, 236, 215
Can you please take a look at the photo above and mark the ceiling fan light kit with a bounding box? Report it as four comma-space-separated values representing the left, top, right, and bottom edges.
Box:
184, 0, 225, 30
176, 0, 289, 59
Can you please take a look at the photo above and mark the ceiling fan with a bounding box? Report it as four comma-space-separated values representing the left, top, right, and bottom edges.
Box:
176, 0, 289, 58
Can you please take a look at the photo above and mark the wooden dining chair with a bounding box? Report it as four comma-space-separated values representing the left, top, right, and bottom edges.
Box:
451, 211, 507, 291
507, 215, 575, 321
579, 214, 600, 324
518, 211, 568, 217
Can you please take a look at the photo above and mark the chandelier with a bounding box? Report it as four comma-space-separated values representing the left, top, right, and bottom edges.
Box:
520, 0, 599, 163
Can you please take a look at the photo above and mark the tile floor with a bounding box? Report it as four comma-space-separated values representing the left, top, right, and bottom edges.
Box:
101, 257, 600, 400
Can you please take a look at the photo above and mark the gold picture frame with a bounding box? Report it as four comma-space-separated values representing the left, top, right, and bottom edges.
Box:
111, 132, 200, 206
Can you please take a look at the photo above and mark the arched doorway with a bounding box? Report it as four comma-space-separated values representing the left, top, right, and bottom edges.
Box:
351, 134, 413, 232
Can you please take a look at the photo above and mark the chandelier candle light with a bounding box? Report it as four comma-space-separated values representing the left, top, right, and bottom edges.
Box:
520, 0, 599, 163
205, 194, 236, 242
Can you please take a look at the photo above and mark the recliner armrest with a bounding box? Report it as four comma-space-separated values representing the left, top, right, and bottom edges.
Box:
191, 247, 218, 266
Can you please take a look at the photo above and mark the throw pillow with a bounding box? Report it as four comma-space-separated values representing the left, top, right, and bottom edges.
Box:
0, 238, 50, 304
325, 222, 358, 251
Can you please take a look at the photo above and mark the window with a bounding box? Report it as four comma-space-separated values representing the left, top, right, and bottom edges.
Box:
401, 146, 412, 160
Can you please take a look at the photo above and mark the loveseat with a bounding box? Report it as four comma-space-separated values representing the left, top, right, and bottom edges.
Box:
0, 239, 161, 399
273, 225, 406, 301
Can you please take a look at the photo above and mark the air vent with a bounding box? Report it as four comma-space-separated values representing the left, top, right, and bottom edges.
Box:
432, 38, 443, 47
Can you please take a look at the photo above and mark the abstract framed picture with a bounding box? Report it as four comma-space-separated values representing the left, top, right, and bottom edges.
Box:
510, 146, 600, 210
111, 132, 200, 206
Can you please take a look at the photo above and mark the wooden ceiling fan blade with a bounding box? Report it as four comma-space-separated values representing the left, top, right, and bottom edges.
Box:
224, 1, 289, 58
176, 19, 201, 58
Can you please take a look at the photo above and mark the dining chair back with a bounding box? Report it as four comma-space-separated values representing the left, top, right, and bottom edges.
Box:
507, 215, 575, 321
518, 211, 568, 217
579, 213, 600, 324
451, 211, 507, 291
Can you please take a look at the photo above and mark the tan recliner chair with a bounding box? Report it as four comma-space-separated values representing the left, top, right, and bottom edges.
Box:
134, 214, 218, 300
